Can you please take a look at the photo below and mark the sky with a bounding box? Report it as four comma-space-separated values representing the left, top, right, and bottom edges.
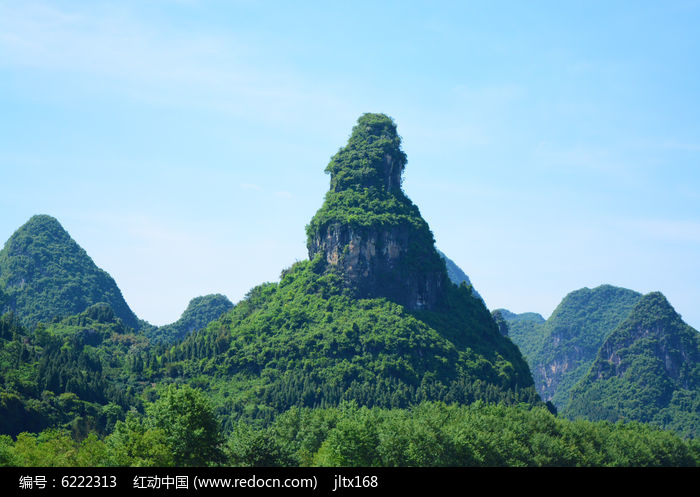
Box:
1, 0, 699, 329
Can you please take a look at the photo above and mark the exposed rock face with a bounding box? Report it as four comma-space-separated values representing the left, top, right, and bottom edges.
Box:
306, 113, 448, 310
309, 224, 446, 310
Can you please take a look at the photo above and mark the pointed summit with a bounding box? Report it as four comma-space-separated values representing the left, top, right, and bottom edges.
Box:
307, 113, 448, 310
326, 113, 406, 193
507, 284, 642, 407
0, 215, 139, 328
159, 114, 540, 421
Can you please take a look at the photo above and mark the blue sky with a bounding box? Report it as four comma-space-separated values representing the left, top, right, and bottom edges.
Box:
1, 0, 699, 328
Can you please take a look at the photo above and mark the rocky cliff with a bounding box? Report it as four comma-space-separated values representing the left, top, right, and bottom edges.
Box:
306, 113, 448, 310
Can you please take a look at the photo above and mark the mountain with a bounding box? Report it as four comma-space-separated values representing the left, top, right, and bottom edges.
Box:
564, 292, 700, 438
162, 113, 540, 425
146, 294, 234, 344
494, 309, 546, 358
504, 285, 642, 409
497, 309, 546, 324
437, 250, 482, 301
0, 215, 139, 329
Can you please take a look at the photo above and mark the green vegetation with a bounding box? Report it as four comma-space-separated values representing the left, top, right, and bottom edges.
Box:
495, 310, 545, 358
0, 286, 8, 314
2, 399, 698, 467
0, 215, 139, 329
305, 113, 447, 307
564, 292, 700, 438
161, 256, 539, 427
0, 384, 224, 467
110, 384, 225, 466
0, 305, 146, 438
147, 114, 540, 430
505, 285, 642, 409
1, 115, 698, 466
146, 294, 234, 345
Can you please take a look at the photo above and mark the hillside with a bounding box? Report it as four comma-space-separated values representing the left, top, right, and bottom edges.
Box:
564, 292, 700, 438
146, 294, 234, 344
0, 215, 139, 329
160, 113, 540, 426
0, 304, 146, 437
438, 250, 482, 301
1, 115, 698, 466
505, 285, 642, 409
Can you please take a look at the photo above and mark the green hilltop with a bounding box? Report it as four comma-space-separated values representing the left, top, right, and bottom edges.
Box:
0, 215, 139, 329
145, 294, 234, 345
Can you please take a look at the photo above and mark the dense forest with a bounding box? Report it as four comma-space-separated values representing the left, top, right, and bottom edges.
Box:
2, 382, 698, 467
1, 114, 698, 467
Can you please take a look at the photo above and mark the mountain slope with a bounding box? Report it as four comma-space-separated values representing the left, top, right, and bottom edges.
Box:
0, 303, 145, 436
0, 215, 139, 329
505, 285, 642, 409
162, 114, 540, 425
146, 294, 234, 344
564, 292, 700, 437
437, 250, 482, 301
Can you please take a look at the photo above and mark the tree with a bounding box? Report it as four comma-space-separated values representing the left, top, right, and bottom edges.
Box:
146, 385, 225, 466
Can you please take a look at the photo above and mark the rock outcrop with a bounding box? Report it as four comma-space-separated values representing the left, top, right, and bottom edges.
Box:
306, 113, 448, 310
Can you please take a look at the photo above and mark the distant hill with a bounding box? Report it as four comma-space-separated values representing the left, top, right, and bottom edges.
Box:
493, 309, 545, 359
564, 292, 700, 438
437, 250, 482, 301
146, 294, 234, 344
0, 215, 139, 329
504, 285, 642, 409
